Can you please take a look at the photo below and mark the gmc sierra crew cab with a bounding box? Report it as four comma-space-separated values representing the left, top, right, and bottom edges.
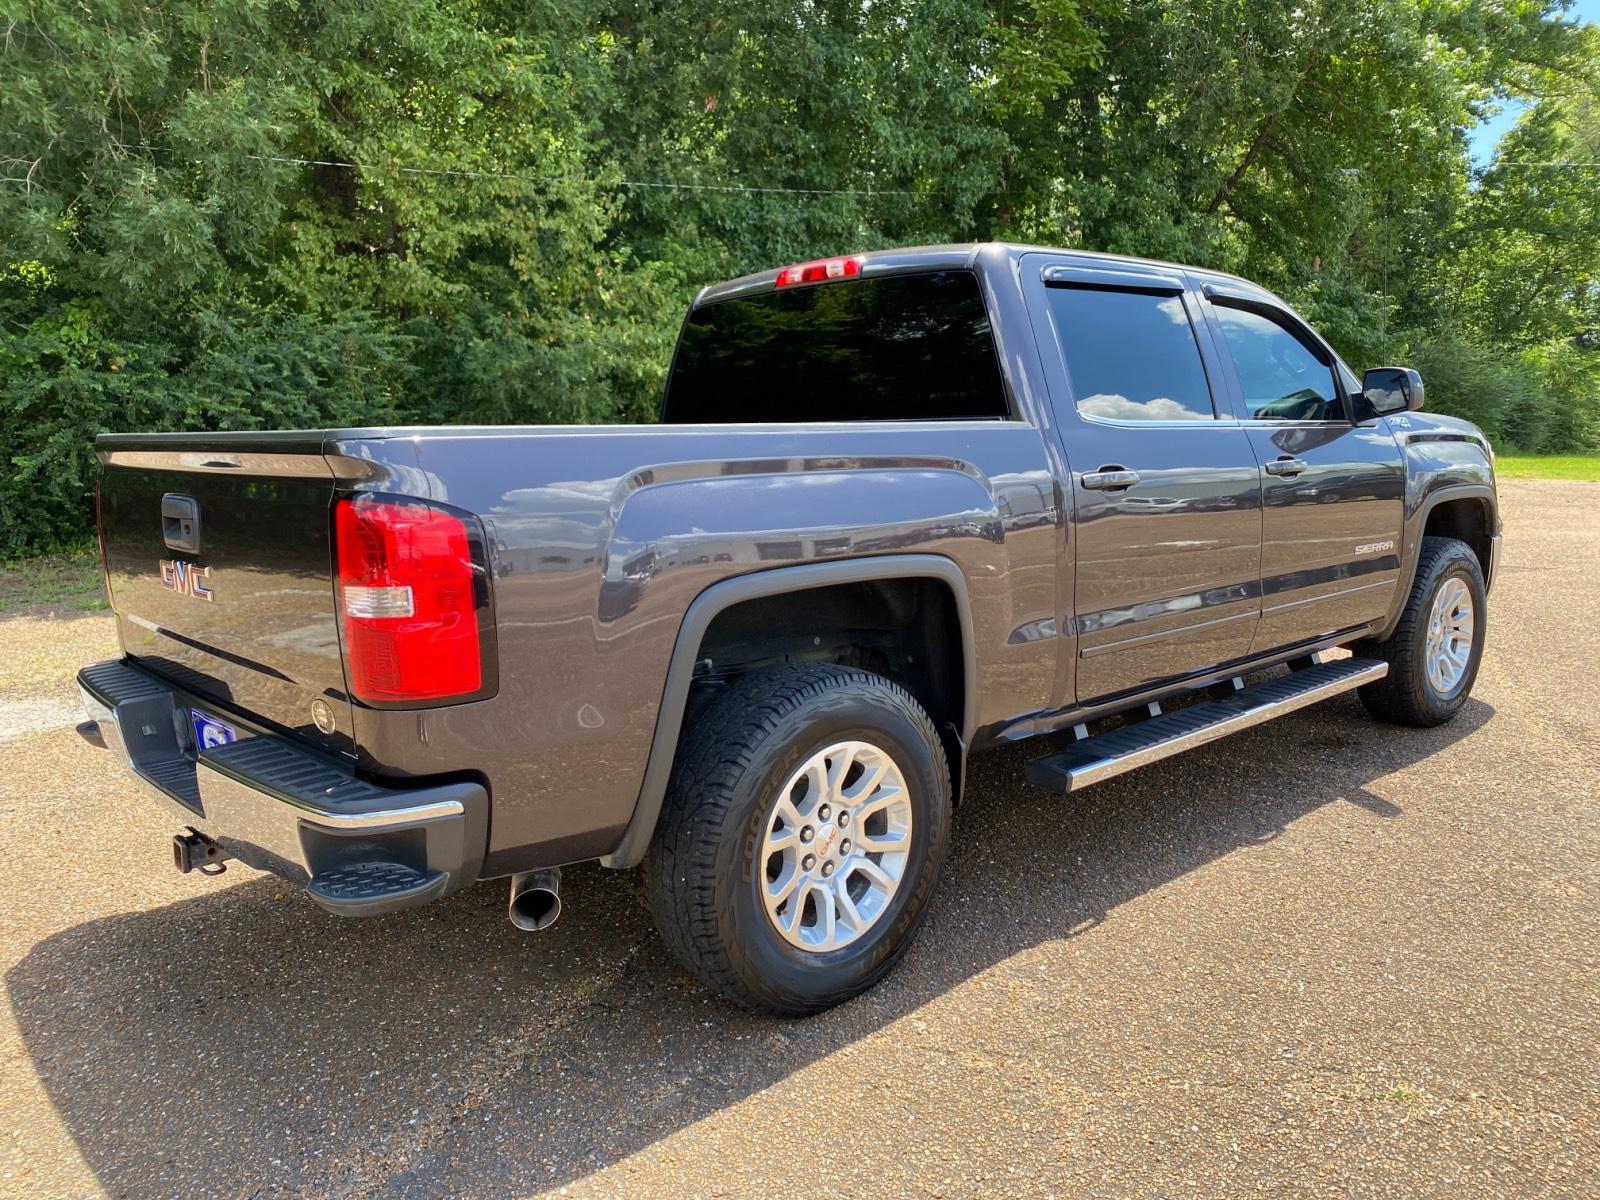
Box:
78, 243, 1500, 1014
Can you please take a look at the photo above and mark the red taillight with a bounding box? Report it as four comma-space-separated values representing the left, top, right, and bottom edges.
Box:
774, 255, 864, 288
335, 497, 483, 704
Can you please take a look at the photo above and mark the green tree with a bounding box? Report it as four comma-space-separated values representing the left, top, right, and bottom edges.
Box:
1, 0, 1596, 554
1408, 19, 1600, 452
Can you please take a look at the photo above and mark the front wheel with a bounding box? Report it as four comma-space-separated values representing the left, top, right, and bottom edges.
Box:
643, 663, 952, 1015
1357, 535, 1487, 727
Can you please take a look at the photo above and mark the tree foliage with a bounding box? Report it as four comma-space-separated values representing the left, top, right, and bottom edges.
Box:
1, 0, 1596, 553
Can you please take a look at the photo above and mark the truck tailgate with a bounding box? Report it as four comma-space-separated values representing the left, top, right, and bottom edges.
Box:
97, 438, 353, 756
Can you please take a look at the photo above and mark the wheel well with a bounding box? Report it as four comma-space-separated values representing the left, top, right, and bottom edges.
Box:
688, 578, 967, 794
1422, 498, 1493, 586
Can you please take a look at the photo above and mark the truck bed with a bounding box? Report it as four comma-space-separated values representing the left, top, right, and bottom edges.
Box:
94, 419, 1061, 875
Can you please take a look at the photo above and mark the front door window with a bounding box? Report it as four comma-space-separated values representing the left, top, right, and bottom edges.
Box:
1213, 304, 1343, 422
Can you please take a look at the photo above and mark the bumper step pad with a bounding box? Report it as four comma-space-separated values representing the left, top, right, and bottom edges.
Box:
1025, 656, 1387, 793
307, 861, 447, 916
77, 657, 486, 916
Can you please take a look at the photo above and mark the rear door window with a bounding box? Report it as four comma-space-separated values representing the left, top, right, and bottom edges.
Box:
663, 270, 1008, 423
1044, 287, 1216, 422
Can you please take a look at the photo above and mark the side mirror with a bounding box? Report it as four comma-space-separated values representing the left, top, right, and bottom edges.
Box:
1362, 366, 1424, 415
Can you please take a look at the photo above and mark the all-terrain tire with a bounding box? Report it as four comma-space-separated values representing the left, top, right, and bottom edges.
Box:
1356, 535, 1487, 727
643, 663, 952, 1016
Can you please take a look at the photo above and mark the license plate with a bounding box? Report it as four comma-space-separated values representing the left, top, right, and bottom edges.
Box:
191, 710, 238, 751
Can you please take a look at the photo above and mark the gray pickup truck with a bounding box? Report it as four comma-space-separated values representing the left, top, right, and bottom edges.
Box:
79, 243, 1499, 1013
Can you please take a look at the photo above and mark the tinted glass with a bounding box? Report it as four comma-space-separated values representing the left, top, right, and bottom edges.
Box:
1214, 304, 1342, 420
1045, 287, 1214, 422
664, 270, 1007, 423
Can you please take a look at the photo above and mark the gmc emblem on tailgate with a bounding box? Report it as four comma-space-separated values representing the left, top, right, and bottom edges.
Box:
159, 559, 214, 601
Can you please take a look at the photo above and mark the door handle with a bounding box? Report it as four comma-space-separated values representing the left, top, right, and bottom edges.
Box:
1081, 468, 1141, 491
1263, 457, 1308, 477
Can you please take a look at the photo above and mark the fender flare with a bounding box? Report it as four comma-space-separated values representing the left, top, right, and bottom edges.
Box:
1374, 482, 1499, 642
600, 554, 977, 869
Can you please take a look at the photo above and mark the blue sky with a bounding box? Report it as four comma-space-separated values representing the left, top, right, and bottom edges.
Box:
1467, 0, 1598, 164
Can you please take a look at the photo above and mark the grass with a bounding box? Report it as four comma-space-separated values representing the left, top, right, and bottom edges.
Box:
1494, 454, 1600, 481
1372, 1084, 1426, 1108
0, 546, 108, 613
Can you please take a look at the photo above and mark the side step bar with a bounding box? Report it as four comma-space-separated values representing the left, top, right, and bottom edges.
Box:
1025, 657, 1387, 793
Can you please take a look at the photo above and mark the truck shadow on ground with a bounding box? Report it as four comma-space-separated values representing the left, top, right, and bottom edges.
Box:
8, 692, 1491, 1199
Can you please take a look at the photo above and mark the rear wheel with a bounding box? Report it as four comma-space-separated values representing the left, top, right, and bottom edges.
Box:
1357, 536, 1487, 727
643, 663, 951, 1015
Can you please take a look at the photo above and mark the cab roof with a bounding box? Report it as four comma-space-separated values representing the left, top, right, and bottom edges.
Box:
691, 242, 1267, 309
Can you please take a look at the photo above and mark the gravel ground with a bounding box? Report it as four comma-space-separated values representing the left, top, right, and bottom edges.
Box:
1, 479, 1595, 1199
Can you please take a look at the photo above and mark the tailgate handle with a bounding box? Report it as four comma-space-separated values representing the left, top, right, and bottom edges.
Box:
161, 494, 202, 554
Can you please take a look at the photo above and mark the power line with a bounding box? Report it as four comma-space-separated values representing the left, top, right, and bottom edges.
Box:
0, 130, 940, 198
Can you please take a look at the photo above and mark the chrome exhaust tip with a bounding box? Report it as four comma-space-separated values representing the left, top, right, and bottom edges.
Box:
508, 867, 562, 932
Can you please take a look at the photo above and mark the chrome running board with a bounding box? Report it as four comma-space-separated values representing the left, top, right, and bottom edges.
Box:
1024, 657, 1388, 793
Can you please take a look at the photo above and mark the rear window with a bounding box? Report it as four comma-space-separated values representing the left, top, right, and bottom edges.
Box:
662, 270, 1008, 423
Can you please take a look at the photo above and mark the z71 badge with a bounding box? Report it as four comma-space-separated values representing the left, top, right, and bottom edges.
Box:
159, 558, 213, 601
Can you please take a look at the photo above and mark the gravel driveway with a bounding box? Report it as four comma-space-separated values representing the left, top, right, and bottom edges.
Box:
2, 479, 1595, 1199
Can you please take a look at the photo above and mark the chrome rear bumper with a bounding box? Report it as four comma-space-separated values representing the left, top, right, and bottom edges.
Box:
78, 658, 486, 915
